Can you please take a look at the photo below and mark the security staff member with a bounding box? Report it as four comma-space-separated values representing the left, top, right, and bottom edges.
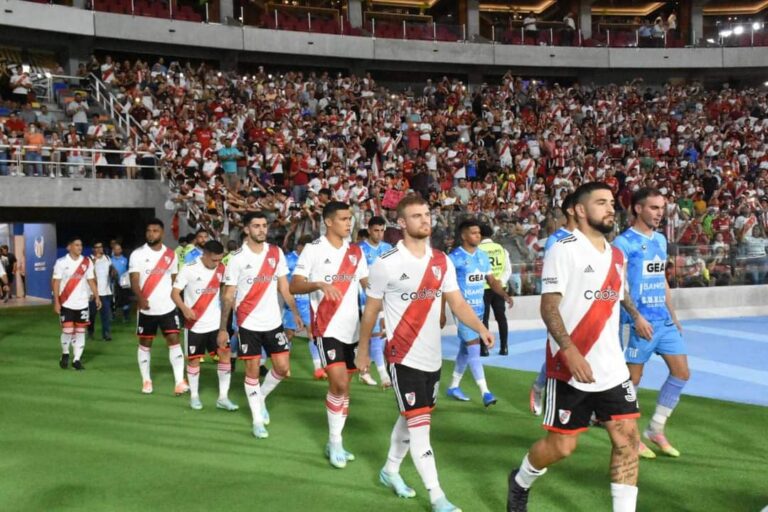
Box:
479, 224, 513, 355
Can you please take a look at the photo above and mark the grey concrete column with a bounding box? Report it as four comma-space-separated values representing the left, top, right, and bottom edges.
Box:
72, 0, 87, 9
220, 0, 234, 23
579, 0, 595, 39
691, 0, 706, 45
348, 0, 362, 28
467, 0, 480, 41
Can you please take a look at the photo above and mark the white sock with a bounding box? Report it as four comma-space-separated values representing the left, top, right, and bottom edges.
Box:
450, 371, 463, 389
168, 344, 185, 385
377, 364, 390, 382
73, 331, 86, 361
138, 345, 151, 382
649, 405, 672, 433
244, 376, 263, 425
384, 416, 410, 474
61, 332, 73, 354
407, 414, 443, 503
217, 361, 231, 400
261, 369, 284, 399
611, 483, 638, 512
187, 364, 200, 397
476, 378, 490, 395
326, 392, 346, 444
312, 358, 322, 371
515, 453, 547, 489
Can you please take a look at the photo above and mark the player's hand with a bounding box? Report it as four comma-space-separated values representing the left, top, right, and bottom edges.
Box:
674, 320, 683, 333
562, 347, 595, 384
182, 306, 197, 322
633, 315, 653, 341
95, 297, 102, 310
293, 312, 304, 332
505, 295, 514, 308
321, 283, 342, 302
355, 352, 371, 374
217, 329, 230, 350
53, 302, 61, 315
439, 313, 447, 329
479, 328, 495, 349
138, 296, 149, 311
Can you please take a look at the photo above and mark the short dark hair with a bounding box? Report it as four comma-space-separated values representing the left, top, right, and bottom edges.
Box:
242, 211, 268, 226
202, 240, 224, 254
357, 228, 369, 239
323, 201, 350, 220
67, 236, 82, 245
147, 218, 164, 230
368, 216, 386, 228
297, 235, 313, 247
318, 188, 333, 198
572, 182, 613, 206
226, 240, 239, 251
195, 228, 207, 236
396, 194, 428, 219
631, 187, 663, 216
458, 218, 481, 233
561, 192, 576, 219
178, 235, 189, 244
480, 224, 494, 238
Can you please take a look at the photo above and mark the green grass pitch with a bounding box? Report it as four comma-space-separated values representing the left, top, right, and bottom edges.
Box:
0, 306, 766, 511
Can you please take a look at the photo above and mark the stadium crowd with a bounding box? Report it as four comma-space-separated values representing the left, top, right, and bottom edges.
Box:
2, 55, 768, 287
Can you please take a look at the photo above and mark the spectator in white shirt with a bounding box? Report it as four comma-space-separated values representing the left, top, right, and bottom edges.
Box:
67, 93, 90, 137
88, 242, 114, 341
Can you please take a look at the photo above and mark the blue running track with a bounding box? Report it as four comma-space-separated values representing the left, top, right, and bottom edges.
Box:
442, 316, 768, 407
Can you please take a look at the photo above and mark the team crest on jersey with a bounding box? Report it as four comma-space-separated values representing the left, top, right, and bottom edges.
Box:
242, 345, 248, 354
348, 254, 358, 266
405, 392, 416, 406
216, 272, 223, 281
189, 346, 196, 354
327, 349, 336, 360
164, 256, 171, 264
558, 409, 571, 425
268, 258, 276, 269
431, 266, 442, 280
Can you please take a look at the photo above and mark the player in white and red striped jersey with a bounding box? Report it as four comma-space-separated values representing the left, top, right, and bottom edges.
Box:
52, 237, 100, 371
290, 201, 369, 469
218, 211, 303, 440
357, 195, 493, 512
507, 182, 640, 512
129, 218, 186, 396
171, 240, 238, 413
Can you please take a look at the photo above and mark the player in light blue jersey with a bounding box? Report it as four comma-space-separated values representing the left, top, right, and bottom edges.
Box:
530, 193, 577, 416
356, 216, 394, 387
447, 219, 513, 407
614, 187, 688, 459
282, 235, 325, 380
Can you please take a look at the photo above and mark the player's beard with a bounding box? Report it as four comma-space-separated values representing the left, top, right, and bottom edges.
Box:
406, 225, 431, 240
147, 236, 162, 247
249, 233, 266, 244
587, 215, 614, 235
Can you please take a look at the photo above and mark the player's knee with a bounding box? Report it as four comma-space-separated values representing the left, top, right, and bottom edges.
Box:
672, 367, 690, 381
549, 434, 578, 458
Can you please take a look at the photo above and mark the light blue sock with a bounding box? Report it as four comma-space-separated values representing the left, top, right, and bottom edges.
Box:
370, 336, 385, 368
308, 341, 321, 361
454, 342, 469, 376
535, 362, 547, 388
467, 343, 486, 382
658, 375, 687, 410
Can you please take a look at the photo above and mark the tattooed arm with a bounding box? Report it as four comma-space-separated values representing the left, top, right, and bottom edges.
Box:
540, 292, 594, 383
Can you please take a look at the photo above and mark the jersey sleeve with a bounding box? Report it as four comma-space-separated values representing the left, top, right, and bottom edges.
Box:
52, 259, 63, 280
276, 249, 289, 278
356, 250, 369, 280
543, 235, 557, 253
540, 242, 569, 295
223, 255, 239, 286
173, 265, 190, 290
442, 257, 460, 293
366, 259, 387, 300
293, 244, 312, 279
128, 251, 139, 274
171, 252, 179, 275
612, 234, 631, 259
85, 261, 96, 280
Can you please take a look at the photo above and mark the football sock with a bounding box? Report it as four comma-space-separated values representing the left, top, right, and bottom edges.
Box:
217, 361, 231, 400
384, 416, 410, 474
73, 329, 86, 361
187, 364, 200, 397
326, 392, 346, 444
244, 376, 263, 425
534, 362, 547, 389
515, 453, 547, 489
407, 414, 443, 503
370, 336, 385, 368
261, 368, 284, 399
451, 343, 469, 387
650, 375, 686, 433
342, 395, 350, 417
168, 344, 185, 385
610, 483, 638, 512
60, 331, 73, 355
308, 342, 322, 371
138, 345, 151, 381
466, 344, 488, 391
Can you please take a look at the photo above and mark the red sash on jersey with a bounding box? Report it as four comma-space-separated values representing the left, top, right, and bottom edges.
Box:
186, 263, 225, 329
59, 257, 91, 305
386, 251, 447, 365
311, 244, 362, 338
236, 245, 280, 327
141, 247, 175, 300
547, 246, 623, 382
